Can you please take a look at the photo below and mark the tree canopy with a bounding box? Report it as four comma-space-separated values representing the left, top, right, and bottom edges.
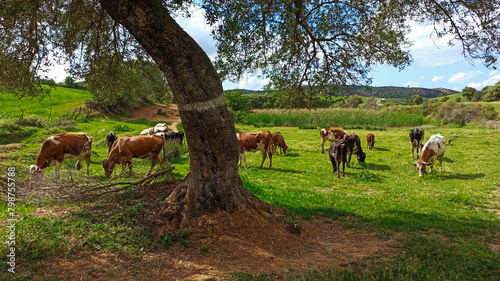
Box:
1, 0, 498, 105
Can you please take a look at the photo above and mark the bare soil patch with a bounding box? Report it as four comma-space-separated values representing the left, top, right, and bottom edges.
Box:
15, 180, 395, 280
128, 104, 181, 131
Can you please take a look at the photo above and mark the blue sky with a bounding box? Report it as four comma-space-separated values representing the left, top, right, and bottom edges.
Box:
47, 9, 499, 92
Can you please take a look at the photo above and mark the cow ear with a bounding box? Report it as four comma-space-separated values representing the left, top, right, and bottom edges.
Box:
413, 163, 417, 167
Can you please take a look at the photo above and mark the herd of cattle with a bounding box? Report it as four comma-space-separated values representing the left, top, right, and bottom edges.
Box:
27, 123, 453, 182
28, 123, 184, 182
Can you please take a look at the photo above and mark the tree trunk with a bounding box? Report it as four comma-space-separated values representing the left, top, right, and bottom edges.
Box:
99, 0, 271, 233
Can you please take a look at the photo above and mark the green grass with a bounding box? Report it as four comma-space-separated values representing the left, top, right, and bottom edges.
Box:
0, 87, 92, 118
244, 108, 426, 128
0, 87, 499, 280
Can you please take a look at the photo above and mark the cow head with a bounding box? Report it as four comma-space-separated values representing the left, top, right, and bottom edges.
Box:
102, 159, 115, 177
413, 161, 431, 177
357, 152, 366, 163
283, 145, 289, 154
28, 165, 45, 182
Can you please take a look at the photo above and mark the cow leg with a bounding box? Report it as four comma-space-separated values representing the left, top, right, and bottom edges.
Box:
346, 151, 352, 168
85, 155, 91, 176
54, 161, 62, 180
259, 149, 267, 168
321, 140, 326, 154
336, 159, 340, 178
411, 142, 415, 158
438, 156, 444, 172
267, 149, 273, 168
127, 160, 133, 176
75, 160, 81, 171
147, 159, 155, 176
239, 153, 248, 169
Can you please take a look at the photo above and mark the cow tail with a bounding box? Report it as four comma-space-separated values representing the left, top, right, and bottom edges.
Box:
446, 138, 455, 146
268, 132, 275, 155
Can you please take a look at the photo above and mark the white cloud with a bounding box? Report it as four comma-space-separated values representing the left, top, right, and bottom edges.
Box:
448, 71, 483, 83
467, 82, 482, 89
407, 23, 462, 67
238, 76, 269, 90
404, 80, 419, 87
432, 75, 444, 82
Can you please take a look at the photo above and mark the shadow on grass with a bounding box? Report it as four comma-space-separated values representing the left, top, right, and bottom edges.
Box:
438, 172, 485, 180
365, 163, 391, 171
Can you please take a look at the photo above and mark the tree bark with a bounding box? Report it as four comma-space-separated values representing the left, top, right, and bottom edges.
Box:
99, 0, 271, 232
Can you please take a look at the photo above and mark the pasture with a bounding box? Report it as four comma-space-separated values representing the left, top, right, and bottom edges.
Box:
0, 90, 499, 279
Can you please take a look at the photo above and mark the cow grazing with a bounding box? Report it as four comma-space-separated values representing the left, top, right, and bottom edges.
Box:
103, 135, 164, 177
413, 134, 453, 177
106, 132, 117, 153
156, 131, 184, 146
366, 133, 375, 151
345, 133, 366, 167
409, 128, 425, 158
140, 123, 170, 135
29, 132, 93, 181
272, 133, 288, 154
320, 128, 347, 154
237, 131, 274, 168
329, 139, 349, 178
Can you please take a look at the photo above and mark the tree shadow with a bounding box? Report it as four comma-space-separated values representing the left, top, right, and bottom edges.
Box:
365, 163, 391, 171
281, 152, 300, 157
373, 147, 390, 152
438, 173, 485, 180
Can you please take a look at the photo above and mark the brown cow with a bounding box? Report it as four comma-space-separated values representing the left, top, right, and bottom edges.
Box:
103, 135, 164, 177
237, 131, 274, 168
320, 128, 347, 154
272, 133, 288, 154
329, 139, 349, 178
29, 132, 93, 181
366, 133, 375, 151
345, 133, 366, 167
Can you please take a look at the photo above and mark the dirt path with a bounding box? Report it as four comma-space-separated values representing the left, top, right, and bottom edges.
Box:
128, 103, 181, 131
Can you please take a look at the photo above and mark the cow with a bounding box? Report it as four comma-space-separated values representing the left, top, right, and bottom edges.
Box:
140, 123, 170, 135
106, 132, 117, 153
413, 134, 453, 177
237, 131, 274, 168
345, 133, 366, 167
28, 132, 93, 181
409, 128, 425, 158
320, 128, 347, 154
156, 131, 184, 146
366, 133, 375, 151
102, 135, 164, 177
329, 139, 349, 178
272, 133, 288, 154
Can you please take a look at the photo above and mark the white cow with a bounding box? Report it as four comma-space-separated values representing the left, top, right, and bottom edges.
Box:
413, 134, 453, 177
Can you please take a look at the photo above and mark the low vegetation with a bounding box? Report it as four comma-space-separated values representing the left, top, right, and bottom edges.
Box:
0, 87, 499, 280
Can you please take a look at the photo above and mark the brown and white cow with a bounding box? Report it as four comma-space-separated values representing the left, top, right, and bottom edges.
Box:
103, 135, 164, 177
320, 128, 347, 154
329, 139, 349, 178
237, 131, 274, 168
366, 133, 375, 151
345, 133, 366, 167
29, 132, 93, 181
272, 133, 288, 155
140, 123, 171, 135
409, 128, 425, 158
413, 134, 453, 177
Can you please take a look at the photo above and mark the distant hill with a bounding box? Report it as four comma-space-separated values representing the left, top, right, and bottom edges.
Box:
226, 86, 459, 99
343, 86, 459, 99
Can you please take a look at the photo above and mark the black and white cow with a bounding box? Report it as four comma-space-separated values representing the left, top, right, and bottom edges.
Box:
409, 128, 425, 158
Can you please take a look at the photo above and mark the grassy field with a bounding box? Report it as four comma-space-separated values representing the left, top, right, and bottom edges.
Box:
0, 88, 499, 280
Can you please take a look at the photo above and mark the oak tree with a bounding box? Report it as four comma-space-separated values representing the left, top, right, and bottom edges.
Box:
1, 0, 498, 233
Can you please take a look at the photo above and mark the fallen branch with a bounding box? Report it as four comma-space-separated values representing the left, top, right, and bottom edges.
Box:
82, 167, 175, 195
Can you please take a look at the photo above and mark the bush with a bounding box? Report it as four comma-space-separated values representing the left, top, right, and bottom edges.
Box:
162, 141, 185, 164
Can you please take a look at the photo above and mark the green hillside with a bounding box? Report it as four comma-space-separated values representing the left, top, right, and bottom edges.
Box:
0, 87, 92, 119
